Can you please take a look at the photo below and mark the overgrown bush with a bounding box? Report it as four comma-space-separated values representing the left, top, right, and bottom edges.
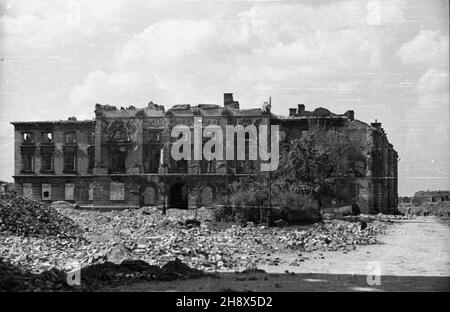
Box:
276, 193, 321, 224
213, 193, 321, 225
212, 176, 268, 224
213, 205, 262, 224
213, 189, 265, 224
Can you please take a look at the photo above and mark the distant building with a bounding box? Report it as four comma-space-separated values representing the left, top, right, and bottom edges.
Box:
11, 93, 398, 213
412, 190, 450, 204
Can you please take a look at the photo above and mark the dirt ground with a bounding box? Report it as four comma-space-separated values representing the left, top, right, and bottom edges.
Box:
103, 216, 450, 291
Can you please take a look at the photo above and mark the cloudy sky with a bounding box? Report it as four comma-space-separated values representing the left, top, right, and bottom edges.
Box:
0, 0, 448, 195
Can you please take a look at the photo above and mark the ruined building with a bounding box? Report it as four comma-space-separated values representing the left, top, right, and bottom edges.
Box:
12, 94, 398, 214
412, 190, 450, 204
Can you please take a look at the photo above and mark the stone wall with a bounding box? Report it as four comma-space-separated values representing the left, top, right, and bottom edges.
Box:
12, 96, 398, 213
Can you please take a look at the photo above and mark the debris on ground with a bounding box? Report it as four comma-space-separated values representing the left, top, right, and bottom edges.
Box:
0, 257, 204, 291
274, 219, 287, 227
0, 196, 82, 239
398, 202, 450, 217
360, 221, 368, 230
0, 257, 72, 292
184, 219, 201, 227
161, 258, 202, 276
0, 195, 399, 291
1, 205, 391, 275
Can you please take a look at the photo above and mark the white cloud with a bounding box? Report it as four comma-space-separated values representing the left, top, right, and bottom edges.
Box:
0, 12, 73, 50
417, 68, 449, 96
1, 0, 447, 195
70, 1, 400, 111
399, 30, 450, 192
397, 29, 449, 68
0, 0, 123, 51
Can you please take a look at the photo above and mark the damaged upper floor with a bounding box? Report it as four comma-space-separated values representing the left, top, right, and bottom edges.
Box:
11, 93, 397, 178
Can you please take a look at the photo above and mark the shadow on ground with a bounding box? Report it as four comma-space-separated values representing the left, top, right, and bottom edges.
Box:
104, 271, 450, 292
2, 257, 449, 292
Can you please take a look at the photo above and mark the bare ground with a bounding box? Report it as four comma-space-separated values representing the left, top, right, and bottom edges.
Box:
102, 216, 450, 291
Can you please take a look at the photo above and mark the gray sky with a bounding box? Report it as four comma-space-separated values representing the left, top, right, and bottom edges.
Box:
0, 0, 448, 196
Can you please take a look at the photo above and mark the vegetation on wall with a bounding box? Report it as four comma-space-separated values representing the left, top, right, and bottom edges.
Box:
214, 125, 365, 224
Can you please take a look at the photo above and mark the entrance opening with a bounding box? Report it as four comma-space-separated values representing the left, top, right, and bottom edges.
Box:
110, 151, 126, 173
143, 186, 156, 206
168, 183, 188, 209
200, 186, 214, 208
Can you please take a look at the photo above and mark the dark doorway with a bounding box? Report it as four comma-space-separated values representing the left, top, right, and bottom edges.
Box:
143, 145, 160, 173
168, 183, 188, 209
142, 186, 156, 206
109, 149, 127, 173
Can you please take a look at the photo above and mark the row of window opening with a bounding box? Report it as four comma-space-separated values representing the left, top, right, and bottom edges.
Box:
22, 182, 125, 201
22, 132, 95, 144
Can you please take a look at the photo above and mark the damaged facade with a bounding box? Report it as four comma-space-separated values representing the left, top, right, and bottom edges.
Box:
412, 190, 450, 204
12, 93, 398, 214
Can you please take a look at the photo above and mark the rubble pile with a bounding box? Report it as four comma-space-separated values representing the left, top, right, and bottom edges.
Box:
0, 257, 72, 292
0, 196, 394, 284
0, 257, 204, 291
0, 196, 81, 239
166, 207, 213, 222
0, 235, 95, 273
323, 212, 409, 221
79, 258, 203, 289
398, 202, 450, 217
1, 206, 390, 274
161, 258, 202, 276
278, 220, 383, 252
